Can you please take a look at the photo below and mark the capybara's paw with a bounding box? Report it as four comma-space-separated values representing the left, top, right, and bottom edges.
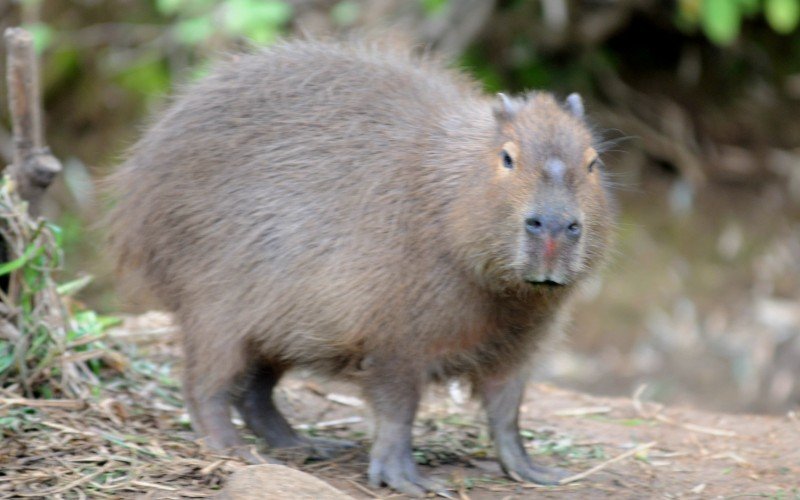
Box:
269, 436, 357, 462
367, 456, 451, 498
505, 460, 570, 485
303, 436, 357, 459
230, 445, 281, 465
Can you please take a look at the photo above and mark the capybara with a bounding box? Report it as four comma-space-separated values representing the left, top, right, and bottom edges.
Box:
107, 39, 615, 496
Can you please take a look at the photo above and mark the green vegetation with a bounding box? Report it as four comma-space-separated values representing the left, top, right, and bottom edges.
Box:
678, 0, 800, 45
0, 175, 118, 398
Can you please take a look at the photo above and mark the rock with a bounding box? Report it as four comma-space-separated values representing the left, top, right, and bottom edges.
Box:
218, 464, 354, 500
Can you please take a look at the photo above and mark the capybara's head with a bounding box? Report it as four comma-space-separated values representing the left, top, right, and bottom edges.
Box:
456, 92, 614, 291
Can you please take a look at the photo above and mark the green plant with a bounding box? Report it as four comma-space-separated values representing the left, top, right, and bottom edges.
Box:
156, 0, 293, 47
0, 175, 119, 398
678, 0, 800, 45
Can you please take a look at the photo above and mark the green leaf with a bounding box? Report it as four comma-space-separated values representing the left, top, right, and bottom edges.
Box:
766, 0, 800, 33
331, 1, 359, 26
174, 16, 215, 45
0, 243, 43, 276
701, 0, 741, 45
23, 23, 53, 54
421, 0, 448, 16
0, 347, 14, 375
46, 222, 63, 247
246, 26, 277, 45
155, 0, 184, 15
224, 0, 251, 33
43, 48, 80, 94
115, 56, 170, 96
224, 0, 291, 43
251, 0, 292, 26
56, 275, 93, 297
97, 315, 123, 329
737, 0, 761, 16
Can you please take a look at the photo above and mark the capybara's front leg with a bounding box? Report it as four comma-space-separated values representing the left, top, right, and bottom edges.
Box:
362, 364, 448, 497
476, 369, 570, 485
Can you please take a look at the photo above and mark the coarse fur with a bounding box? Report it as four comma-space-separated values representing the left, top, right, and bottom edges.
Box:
106, 39, 615, 495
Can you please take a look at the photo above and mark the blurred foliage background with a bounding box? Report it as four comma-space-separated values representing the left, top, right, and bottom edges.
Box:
2, 0, 800, 414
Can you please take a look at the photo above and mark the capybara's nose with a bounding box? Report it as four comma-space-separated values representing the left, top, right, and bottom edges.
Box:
525, 213, 582, 239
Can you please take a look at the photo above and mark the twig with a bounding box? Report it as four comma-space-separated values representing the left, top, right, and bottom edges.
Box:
326, 393, 365, 408
632, 384, 737, 437
0, 397, 86, 409
40, 421, 96, 436
346, 479, 381, 498
16, 463, 114, 497
653, 414, 737, 437
558, 441, 657, 485
553, 406, 612, 417
4, 27, 62, 216
296, 416, 363, 430
199, 459, 225, 476
0, 316, 21, 341
129, 480, 178, 491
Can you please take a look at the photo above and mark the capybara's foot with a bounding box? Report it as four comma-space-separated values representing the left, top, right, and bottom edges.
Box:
226, 444, 281, 465
302, 436, 357, 459
270, 436, 357, 461
367, 454, 451, 498
505, 460, 570, 485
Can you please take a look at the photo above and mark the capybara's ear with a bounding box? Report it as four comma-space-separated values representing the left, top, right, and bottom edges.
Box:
493, 93, 519, 122
565, 93, 584, 119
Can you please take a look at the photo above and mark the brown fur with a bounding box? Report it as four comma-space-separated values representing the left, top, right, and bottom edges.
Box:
106, 39, 615, 494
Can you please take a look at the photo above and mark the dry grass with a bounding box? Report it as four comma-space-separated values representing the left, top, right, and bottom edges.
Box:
0, 176, 232, 498
0, 313, 239, 498
0, 174, 109, 400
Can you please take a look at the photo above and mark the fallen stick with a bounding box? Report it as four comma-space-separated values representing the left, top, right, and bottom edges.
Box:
633, 384, 737, 437
654, 414, 737, 437
0, 397, 86, 409
558, 441, 657, 485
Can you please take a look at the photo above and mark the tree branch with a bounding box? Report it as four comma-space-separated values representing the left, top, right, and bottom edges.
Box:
4, 27, 61, 216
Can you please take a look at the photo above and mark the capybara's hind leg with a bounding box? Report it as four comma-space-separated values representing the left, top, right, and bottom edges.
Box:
187, 375, 275, 463
233, 362, 297, 447
193, 388, 242, 450
183, 335, 267, 463
233, 362, 354, 458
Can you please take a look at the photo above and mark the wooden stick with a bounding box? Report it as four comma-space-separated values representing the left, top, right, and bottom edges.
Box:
4, 27, 61, 216
558, 441, 657, 485
0, 397, 87, 409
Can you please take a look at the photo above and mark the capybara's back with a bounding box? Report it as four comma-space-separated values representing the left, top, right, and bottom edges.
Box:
107, 39, 615, 496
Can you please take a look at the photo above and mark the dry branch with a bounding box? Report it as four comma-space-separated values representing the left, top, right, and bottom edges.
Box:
0, 397, 87, 409
4, 27, 61, 216
558, 441, 657, 485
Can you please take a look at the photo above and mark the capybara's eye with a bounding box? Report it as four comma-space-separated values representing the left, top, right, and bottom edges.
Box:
588, 158, 599, 173
502, 150, 514, 169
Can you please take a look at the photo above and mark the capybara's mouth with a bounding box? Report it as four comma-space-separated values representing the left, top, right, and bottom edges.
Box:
526, 279, 565, 288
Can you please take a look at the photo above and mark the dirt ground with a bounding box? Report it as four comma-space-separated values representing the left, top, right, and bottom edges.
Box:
285, 380, 800, 499
1, 313, 799, 498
